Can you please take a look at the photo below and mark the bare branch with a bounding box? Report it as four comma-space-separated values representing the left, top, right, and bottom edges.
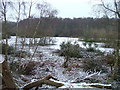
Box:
101, 0, 117, 13
114, 0, 120, 18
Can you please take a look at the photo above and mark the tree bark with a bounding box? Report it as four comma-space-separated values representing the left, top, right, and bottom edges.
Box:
2, 60, 17, 89
112, 17, 120, 81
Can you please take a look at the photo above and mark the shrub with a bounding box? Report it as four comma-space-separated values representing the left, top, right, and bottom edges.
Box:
82, 59, 108, 73
1, 43, 15, 55
86, 47, 96, 52
1, 43, 30, 57
10, 61, 21, 73
104, 54, 114, 65
2, 33, 10, 39
102, 43, 115, 48
38, 37, 55, 46
14, 50, 31, 58
21, 61, 36, 75
60, 41, 82, 58
10, 61, 36, 75
104, 52, 120, 73
60, 41, 82, 68
82, 42, 98, 52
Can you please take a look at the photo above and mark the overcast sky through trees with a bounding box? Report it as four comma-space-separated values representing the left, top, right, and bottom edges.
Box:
1, 0, 114, 21
45, 0, 102, 18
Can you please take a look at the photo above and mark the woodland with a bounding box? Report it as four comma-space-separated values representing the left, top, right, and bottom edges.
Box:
0, 0, 120, 89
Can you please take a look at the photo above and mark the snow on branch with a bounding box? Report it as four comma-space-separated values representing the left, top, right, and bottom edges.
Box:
22, 74, 112, 89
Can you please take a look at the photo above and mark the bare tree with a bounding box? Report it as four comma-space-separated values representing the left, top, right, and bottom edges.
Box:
36, 1, 58, 18
96, 0, 120, 82
22, 0, 37, 50
30, 1, 58, 60
0, 0, 17, 88
11, 2, 26, 50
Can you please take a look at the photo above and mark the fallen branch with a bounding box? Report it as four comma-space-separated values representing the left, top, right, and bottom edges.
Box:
89, 84, 112, 89
43, 80, 64, 88
43, 74, 58, 80
23, 79, 44, 89
23, 74, 64, 89
23, 74, 112, 89
83, 72, 100, 80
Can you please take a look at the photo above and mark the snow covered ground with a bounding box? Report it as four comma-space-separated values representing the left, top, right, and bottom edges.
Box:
4, 36, 115, 53
0, 36, 113, 88
0, 36, 115, 63
50, 79, 111, 89
0, 54, 4, 63
49, 37, 114, 53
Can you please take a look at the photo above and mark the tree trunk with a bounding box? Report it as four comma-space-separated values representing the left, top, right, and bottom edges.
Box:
62, 57, 69, 68
112, 18, 120, 81
2, 60, 17, 89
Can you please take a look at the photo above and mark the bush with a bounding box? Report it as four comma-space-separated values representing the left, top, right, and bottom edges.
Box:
104, 52, 120, 73
60, 41, 82, 58
82, 59, 108, 73
104, 55, 114, 74
10, 61, 21, 73
38, 37, 55, 46
1, 43, 15, 55
29, 37, 55, 46
86, 47, 96, 52
14, 50, 31, 58
2, 33, 10, 39
21, 61, 36, 75
10, 61, 36, 75
83, 42, 98, 52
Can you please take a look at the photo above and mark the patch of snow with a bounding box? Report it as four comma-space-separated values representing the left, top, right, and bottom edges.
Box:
83, 71, 101, 80
50, 79, 111, 88
2, 36, 117, 54
97, 47, 114, 53
0, 54, 4, 63
48, 37, 116, 54
2, 36, 114, 88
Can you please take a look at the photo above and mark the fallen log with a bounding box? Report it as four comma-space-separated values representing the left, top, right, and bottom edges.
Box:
23, 74, 64, 89
23, 79, 44, 89
43, 80, 64, 88
43, 74, 58, 80
23, 74, 112, 89
89, 84, 112, 89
